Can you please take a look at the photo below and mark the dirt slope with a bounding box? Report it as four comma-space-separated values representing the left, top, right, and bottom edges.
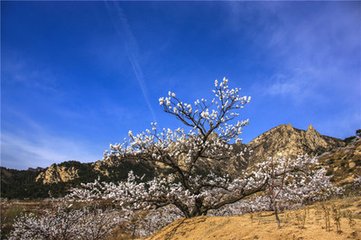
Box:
147, 197, 361, 240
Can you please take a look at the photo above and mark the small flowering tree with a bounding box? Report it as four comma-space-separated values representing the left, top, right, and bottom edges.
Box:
257, 156, 338, 227
9, 206, 121, 240
211, 156, 339, 227
68, 78, 335, 221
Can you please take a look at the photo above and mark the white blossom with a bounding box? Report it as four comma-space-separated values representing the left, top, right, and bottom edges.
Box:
9, 206, 122, 240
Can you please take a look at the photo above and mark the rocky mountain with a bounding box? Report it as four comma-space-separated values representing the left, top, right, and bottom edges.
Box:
1, 124, 359, 199
247, 124, 345, 162
246, 124, 360, 187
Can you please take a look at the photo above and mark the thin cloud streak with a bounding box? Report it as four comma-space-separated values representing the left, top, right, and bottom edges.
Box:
104, 1, 157, 122
1, 110, 101, 170
224, 2, 360, 140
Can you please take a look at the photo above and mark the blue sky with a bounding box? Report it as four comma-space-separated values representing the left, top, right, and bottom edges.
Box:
1, 1, 360, 169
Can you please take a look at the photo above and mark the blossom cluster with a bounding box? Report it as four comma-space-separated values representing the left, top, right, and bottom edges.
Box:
105, 79, 250, 181
68, 154, 336, 219
157, 78, 250, 141
9, 206, 121, 240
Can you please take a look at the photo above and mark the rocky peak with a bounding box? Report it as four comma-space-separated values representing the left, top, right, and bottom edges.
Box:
307, 124, 315, 132
305, 124, 320, 140
249, 124, 295, 146
305, 124, 330, 151
247, 124, 345, 162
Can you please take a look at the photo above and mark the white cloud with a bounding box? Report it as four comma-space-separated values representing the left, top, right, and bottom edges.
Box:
248, 3, 361, 103
1, 112, 102, 169
1, 126, 102, 170
268, 80, 302, 96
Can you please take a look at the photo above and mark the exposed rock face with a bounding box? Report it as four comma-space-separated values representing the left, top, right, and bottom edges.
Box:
35, 161, 96, 184
247, 124, 345, 162
35, 158, 156, 185
36, 163, 80, 184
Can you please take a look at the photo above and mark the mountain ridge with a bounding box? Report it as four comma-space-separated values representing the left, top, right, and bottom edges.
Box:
1, 124, 359, 199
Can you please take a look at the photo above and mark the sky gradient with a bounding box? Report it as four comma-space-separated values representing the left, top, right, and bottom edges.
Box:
1, 1, 360, 169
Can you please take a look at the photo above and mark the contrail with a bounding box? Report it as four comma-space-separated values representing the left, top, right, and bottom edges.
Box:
104, 1, 157, 122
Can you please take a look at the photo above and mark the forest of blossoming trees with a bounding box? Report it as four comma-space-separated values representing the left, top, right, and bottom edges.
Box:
6, 79, 351, 239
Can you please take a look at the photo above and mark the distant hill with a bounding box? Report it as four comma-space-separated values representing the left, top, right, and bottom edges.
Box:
0, 167, 49, 198
1, 124, 360, 199
247, 124, 360, 186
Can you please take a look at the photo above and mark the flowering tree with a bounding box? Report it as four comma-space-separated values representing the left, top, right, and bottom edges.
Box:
70, 78, 263, 217
254, 156, 338, 227
68, 78, 335, 220
210, 156, 339, 228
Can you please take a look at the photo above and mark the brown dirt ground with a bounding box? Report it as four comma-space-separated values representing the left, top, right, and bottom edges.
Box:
146, 197, 361, 240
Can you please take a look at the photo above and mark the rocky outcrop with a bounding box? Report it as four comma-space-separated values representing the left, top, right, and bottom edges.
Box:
36, 163, 80, 184
35, 157, 156, 185
34, 161, 97, 184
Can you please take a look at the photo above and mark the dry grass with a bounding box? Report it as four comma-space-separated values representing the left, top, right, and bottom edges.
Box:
2, 197, 360, 240
0, 199, 57, 239
146, 197, 361, 240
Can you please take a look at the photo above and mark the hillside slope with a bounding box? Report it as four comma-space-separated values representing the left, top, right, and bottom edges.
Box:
318, 138, 361, 186
147, 197, 361, 240
0, 167, 47, 198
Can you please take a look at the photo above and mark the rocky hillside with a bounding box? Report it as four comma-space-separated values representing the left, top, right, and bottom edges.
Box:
247, 124, 345, 162
246, 124, 360, 187
318, 138, 361, 186
1, 124, 359, 199
35, 161, 94, 184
